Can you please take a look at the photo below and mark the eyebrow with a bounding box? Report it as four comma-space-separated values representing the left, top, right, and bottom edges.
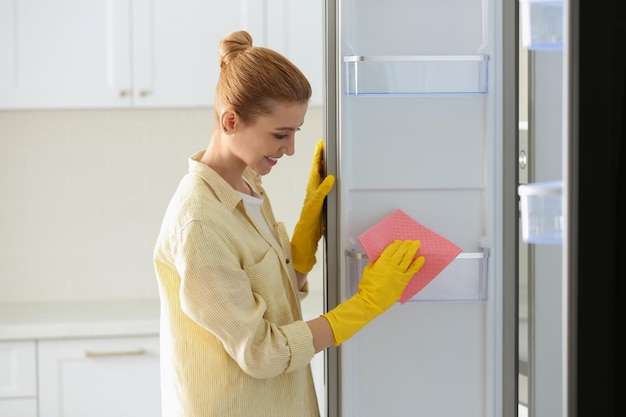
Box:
274, 127, 302, 132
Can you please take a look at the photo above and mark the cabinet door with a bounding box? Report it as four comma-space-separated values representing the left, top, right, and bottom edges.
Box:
0, 341, 37, 417
131, 0, 265, 108
266, 0, 324, 106
38, 336, 161, 417
0, 0, 132, 109
0, 341, 37, 398
0, 399, 38, 417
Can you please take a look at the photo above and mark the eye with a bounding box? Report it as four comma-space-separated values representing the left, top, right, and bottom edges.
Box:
273, 128, 300, 140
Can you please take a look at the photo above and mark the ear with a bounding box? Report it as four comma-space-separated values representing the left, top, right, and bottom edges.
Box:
220, 109, 237, 133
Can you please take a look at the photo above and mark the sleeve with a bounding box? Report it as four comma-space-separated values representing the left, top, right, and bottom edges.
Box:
172, 219, 314, 379
299, 280, 310, 300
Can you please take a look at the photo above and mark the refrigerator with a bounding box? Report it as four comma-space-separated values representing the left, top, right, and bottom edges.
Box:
322, 1, 519, 416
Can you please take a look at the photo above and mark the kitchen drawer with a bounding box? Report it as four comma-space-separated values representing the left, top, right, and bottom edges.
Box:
38, 336, 161, 417
0, 341, 37, 398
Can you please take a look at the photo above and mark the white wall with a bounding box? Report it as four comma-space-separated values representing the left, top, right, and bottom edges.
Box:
0, 107, 325, 304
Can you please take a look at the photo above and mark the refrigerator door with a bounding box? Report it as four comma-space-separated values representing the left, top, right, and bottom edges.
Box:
324, 1, 518, 416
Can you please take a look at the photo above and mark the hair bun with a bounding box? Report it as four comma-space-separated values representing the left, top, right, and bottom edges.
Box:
219, 31, 253, 68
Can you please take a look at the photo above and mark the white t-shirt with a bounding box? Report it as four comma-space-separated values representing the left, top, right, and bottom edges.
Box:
238, 178, 276, 242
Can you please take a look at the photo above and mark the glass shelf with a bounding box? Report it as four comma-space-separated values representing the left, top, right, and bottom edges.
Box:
343, 55, 489, 95
345, 248, 490, 302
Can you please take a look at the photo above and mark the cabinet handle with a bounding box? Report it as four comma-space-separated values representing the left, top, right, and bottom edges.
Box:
119, 89, 130, 98
139, 89, 152, 98
85, 349, 147, 358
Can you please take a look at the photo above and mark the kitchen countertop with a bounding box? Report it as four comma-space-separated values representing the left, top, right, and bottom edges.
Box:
0, 299, 160, 341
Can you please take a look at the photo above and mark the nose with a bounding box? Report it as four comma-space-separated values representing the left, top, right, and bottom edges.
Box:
282, 134, 295, 156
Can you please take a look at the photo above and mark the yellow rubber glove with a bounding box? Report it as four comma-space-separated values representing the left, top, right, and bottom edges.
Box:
322, 240, 426, 345
291, 140, 335, 273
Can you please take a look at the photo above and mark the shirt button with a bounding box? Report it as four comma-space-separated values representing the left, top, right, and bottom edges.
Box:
286, 259, 290, 264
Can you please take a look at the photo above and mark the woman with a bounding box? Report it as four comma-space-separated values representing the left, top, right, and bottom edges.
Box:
153, 30, 425, 416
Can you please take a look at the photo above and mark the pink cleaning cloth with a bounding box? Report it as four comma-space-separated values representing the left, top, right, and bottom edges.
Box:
358, 209, 462, 304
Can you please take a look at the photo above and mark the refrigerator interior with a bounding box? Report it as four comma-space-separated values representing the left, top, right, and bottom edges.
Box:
326, 0, 517, 416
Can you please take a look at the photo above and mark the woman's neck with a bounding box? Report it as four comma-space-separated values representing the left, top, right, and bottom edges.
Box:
200, 135, 249, 194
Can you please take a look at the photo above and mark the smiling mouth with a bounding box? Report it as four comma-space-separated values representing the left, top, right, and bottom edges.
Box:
266, 156, 278, 162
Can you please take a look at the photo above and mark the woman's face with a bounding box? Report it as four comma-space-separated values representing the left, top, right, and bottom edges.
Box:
231, 101, 308, 176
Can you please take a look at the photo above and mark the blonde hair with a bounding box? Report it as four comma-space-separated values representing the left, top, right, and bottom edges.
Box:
215, 31, 312, 126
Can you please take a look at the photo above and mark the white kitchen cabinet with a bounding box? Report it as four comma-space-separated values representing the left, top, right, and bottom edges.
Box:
38, 336, 160, 417
0, 399, 38, 417
0, 0, 264, 109
266, 0, 324, 106
0, 341, 37, 417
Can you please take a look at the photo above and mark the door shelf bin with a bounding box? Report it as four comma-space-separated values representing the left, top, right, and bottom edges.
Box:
518, 181, 563, 244
345, 248, 490, 302
520, 0, 564, 50
343, 55, 489, 95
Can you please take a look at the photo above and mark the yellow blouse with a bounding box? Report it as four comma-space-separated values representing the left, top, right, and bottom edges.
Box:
153, 151, 319, 417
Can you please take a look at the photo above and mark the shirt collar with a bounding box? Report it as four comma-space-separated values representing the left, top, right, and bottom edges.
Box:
187, 150, 263, 211
187, 150, 240, 211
